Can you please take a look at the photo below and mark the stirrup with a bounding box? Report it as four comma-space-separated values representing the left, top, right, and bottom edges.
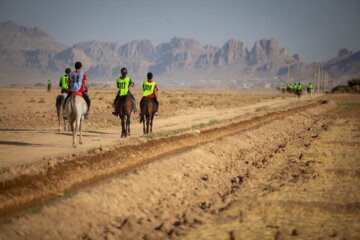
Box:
112, 111, 119, 116
84, 112, 89, 119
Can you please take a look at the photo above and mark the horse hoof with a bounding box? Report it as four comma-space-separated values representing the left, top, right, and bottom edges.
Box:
73, 145, 77, 148
79, 141, 83, 144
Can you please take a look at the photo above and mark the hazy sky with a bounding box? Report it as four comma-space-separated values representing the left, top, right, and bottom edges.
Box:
0, 0, 359, 62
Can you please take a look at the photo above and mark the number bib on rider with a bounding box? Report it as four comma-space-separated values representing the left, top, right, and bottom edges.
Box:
70, 72, 85, 92
117, 77, 130, 96
143, 81, 156, 97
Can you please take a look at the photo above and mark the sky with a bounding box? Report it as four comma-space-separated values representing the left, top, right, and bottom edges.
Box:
0, 0, 360, 63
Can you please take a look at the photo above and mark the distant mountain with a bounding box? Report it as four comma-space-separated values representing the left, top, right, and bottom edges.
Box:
0, 21, 66, 52
323, 48, 360, 80
0, 21, 359, 87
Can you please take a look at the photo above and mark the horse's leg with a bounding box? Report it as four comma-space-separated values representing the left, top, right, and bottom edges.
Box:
63, 116, 67, 131
79, 116, 83, 144
124, 114, 128, 137
150, 114, 154, 133
121, 114, 126, 137
143, 116, 146, 134
57, 107, 61, 132
146, 116, 150, 134
127, 114, 131, 136
73, 114, 81, 148
72, 120, 77, 148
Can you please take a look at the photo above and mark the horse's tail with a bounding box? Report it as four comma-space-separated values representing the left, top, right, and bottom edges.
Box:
56, 95, 65, 116
70, 95, 77, 117
140, 98, 147, 123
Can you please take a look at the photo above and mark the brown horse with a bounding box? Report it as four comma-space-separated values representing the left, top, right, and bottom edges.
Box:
115, 95, 134, 138
140, 98, 156, 134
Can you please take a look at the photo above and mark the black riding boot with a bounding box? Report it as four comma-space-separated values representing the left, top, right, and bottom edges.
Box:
154, 97, 159, 112
112, 93, 120, 116
83, 92, 91, 119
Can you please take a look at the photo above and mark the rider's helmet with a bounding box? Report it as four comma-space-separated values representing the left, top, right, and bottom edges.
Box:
121, 68, 127, 76
147, 72, 153, 80
65, 68, 71, 74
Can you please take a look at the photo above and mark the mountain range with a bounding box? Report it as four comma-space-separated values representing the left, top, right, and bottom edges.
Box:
0, 21, 359, 87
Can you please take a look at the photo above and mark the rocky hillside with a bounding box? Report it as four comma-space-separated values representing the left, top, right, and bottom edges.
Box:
0, 21, 359, 87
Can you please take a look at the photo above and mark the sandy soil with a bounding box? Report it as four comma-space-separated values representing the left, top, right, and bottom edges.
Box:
0, 89, 358, 240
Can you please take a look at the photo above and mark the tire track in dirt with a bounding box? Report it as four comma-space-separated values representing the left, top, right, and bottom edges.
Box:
0, 100, 326, 219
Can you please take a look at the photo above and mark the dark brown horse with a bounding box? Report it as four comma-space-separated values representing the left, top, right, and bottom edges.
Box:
140, 98, 156, 134
115, 95, 134, 138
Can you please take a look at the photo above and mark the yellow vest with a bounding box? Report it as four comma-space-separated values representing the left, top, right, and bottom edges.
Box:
117, 76, 130, 96
143, 81, 156, 97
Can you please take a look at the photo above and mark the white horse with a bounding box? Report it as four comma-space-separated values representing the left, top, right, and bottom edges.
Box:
56, 92, 68, 131
65, 94, 87, 148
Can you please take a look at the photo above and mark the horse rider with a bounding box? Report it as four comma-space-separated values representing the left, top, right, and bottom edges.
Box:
297, 82, 302, 92
140, 72, 159, 119
47, 79, 51, 91
112, 67, 137, 116
307, 83, 313, 93
59, 68, 71, 93
64, 62, 91, 119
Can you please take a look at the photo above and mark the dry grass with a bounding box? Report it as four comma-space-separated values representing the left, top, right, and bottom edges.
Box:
0, 87, 280, 130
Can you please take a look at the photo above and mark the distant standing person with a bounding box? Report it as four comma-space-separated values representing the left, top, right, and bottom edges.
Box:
112, 67, 137, 116
59, 68, 71, 93
64, 62, 91, 119
47, 79, 51, 92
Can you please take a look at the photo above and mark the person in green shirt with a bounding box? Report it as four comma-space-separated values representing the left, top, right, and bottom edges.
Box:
112, 67, 137, 116
59, 68, 71, 93
140, 72, 159, 118
307, 83, 313, 94
47, 79, 51, 92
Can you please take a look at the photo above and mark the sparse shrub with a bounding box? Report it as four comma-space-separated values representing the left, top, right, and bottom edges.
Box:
255, 106, 269, 112
106, 118, 121, 126
98, 97, 104, 100
337, 103, 358, 111
170, 99, 179, 104
208, 119, 219, 125
87, 148, 96, 154
29, 98, 36, 103
348, 78, 360, 87
38, 98, 45, 103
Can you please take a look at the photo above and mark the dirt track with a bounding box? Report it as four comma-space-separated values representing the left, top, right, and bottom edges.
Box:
0, 93, 359, 240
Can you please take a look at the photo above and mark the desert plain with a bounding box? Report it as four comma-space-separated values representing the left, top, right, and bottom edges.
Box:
0, 86, 359, 240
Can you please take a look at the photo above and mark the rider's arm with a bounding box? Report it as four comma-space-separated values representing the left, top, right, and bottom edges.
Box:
129, 79, 134, 88
83, 80, 88, 92
154, 85, 158, 96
